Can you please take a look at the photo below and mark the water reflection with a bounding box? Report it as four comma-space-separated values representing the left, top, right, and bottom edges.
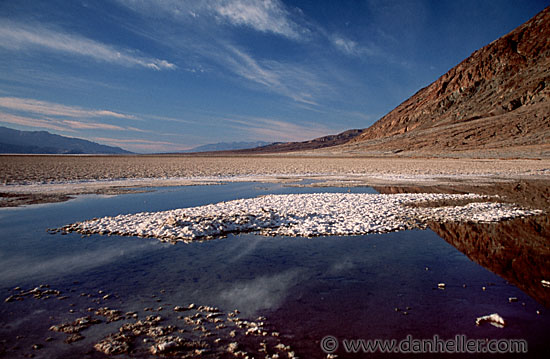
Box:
0, 241, 163, 283
219, 269, 304, 314
375, 182, 550, 308
430, 215, 550, 307
1, 182, 549, 358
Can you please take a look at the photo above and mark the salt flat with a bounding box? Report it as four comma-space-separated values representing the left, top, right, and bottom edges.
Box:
2, 155, 550, 186
2, 155, 550, 208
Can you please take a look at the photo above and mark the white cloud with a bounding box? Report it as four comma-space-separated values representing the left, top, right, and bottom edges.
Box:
212, 0, 303, 39
0, 21, 175, 70
219, 269, 303, 315
116, 0, 305, 40
60, 120, 125, 131
330, 34, 379, 57
0, 97, 149, 135
0, 111, 129, 133
0, 243, 160, 282
0, 112, 74, 133
0, 97, 135, 119
222, 45, 328, 105
332, 35, 360, 56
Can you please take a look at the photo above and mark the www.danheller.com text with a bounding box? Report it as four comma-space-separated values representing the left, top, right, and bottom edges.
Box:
320, 334, 528, 354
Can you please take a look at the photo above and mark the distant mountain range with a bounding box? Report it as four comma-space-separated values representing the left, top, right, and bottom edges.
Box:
183, 141, 271, 153
183, 129, 365, 155
0, 126, 131, 154
230, 129, 365, 154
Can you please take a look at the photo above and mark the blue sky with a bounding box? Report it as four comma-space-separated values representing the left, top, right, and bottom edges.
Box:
0, 0, 547, 153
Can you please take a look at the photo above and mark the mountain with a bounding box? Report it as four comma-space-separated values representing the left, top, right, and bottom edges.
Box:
230, 129, 364, 154
0, 126, 132, 154
338, 7, 550, 157
184, 141, 271, 153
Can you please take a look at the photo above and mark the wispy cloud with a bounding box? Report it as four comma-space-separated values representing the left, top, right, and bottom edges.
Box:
0, 96, 198, 152
0, 112, 74, 133
0, 243, 160, 283
113, 0, 375, 104
218, 269, 303, 315
0, 97, 147, 134
60, 120, 125, 131
116, 0, 306, 40
91, 137, 191, 152
330, 34, 379, 57
0, 111, 128, 132
0, 97, 135, 119
0, 21, 175, 70
222, 45, 328, 105
225, 116, 337, 142
212, 0, 304, 39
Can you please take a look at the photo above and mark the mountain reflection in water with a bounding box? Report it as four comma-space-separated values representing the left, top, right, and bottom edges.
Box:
375, 179, 550, 308
430, 215, 550, 307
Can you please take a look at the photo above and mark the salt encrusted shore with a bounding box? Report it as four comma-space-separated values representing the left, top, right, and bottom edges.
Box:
58, 193, 543, 243
3, 156, 550, 207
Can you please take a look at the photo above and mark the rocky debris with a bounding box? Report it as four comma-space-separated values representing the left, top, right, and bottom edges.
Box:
125, 311, 138, 319
174, 305, 191, 312
5, 286, 62, 302
150, 337, 209, 356
475, 313, 506, 328
5, 284, 297, 358
150, 339, 179, 354
95, 307, 124, 322
59, 193, 542, 243
94, 333, 132, 355
65, 333, 84, 344
227, 341, 239, 353
49, 316, 101, 334
198, 305, 220, 313
542, 279, 550, 288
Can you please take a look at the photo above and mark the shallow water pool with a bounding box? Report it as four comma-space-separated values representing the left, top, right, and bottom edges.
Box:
0, 182, 548, 358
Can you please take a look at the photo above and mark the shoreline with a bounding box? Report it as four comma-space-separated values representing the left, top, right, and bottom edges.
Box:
1, 156, 549, 208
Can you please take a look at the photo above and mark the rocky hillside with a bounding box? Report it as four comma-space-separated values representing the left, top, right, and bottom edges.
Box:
342, 7, 550, 156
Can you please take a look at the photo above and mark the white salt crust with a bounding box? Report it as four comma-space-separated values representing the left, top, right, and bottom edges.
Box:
59, 193, 543, 243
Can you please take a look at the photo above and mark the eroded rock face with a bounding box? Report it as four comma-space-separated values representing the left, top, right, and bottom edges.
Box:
346, 7, 550, 155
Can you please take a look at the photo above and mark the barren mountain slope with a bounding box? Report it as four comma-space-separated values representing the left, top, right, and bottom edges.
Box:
218, 129, 364, 154
341, 7, 550, 156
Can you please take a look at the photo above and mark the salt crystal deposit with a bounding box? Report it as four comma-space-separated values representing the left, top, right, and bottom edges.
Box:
59, 193, 543, 243
475, 313, 506, 328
